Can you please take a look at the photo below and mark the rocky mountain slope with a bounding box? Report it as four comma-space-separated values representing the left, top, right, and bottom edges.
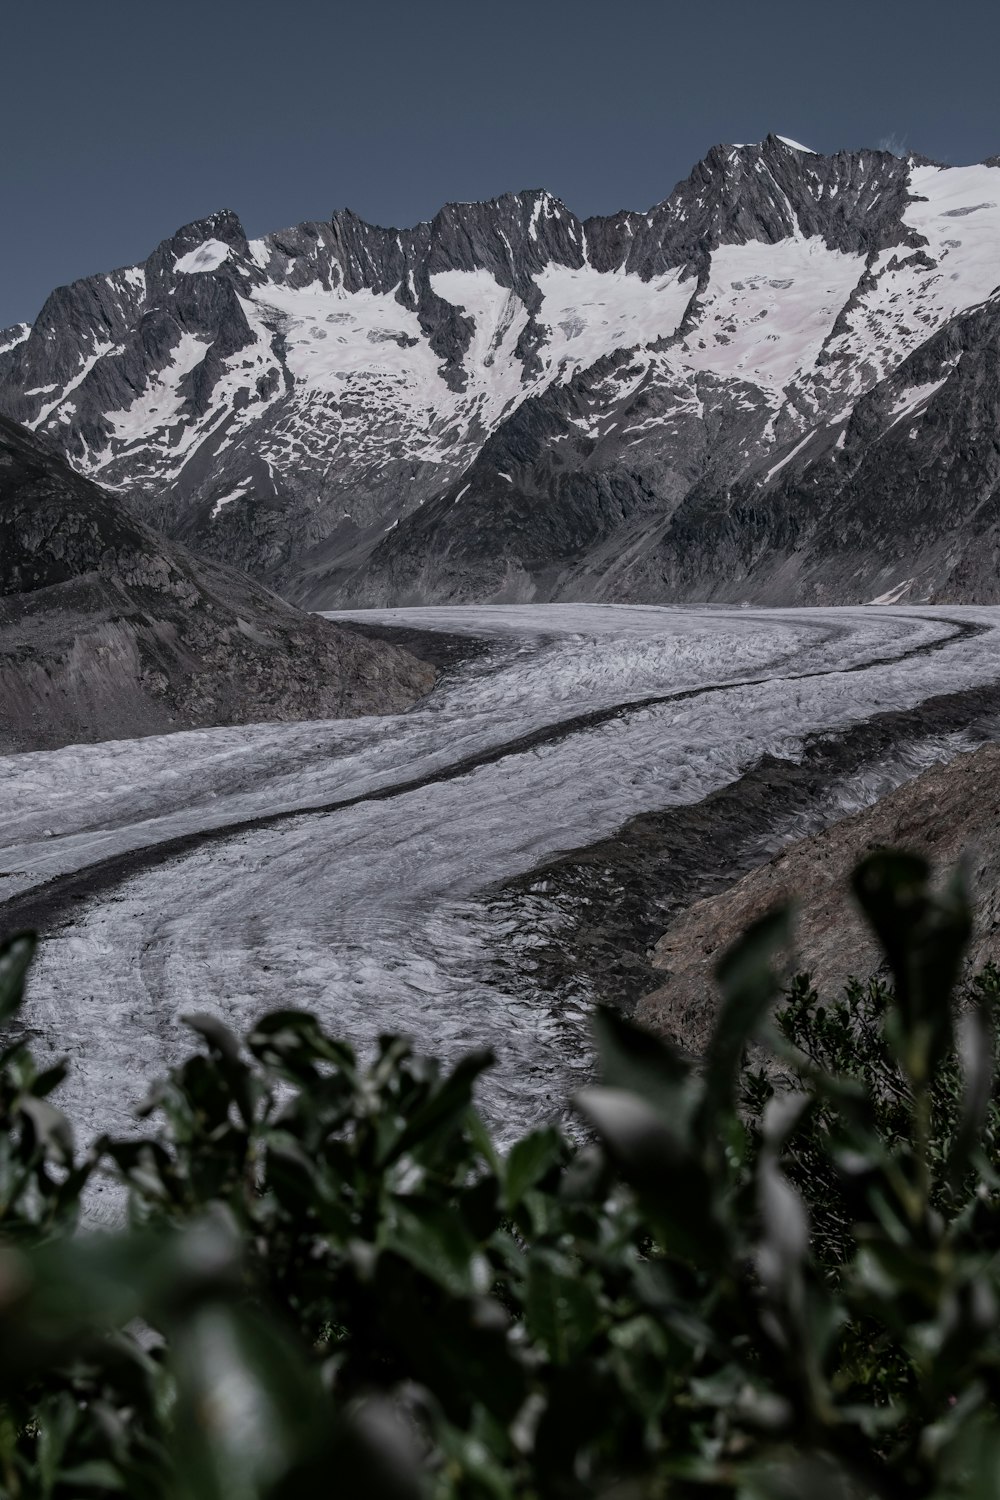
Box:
638, 743, 1000, 1053
0, 417, 433, 752
3, 135, 1000, 606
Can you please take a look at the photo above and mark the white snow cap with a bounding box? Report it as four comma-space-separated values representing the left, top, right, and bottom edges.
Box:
731, 136, 818, 154
174, 239, 232, 275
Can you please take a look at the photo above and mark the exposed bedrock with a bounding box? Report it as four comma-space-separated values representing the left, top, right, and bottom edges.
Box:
0, 417, 434, 752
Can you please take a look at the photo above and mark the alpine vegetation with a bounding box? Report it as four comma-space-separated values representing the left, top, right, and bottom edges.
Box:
3, 853, 1000, 1496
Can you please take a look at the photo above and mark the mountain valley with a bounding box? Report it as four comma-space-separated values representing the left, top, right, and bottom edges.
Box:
6, 133, 1000, 1147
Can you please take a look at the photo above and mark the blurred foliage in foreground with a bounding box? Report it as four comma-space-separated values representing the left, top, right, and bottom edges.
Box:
3, 851, 1000, 1497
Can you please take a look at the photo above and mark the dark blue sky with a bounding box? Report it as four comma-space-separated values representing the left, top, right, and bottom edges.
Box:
3, 0, 998, 329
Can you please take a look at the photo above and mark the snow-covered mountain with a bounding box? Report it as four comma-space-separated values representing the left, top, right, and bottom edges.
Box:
4, 134, 1000, 606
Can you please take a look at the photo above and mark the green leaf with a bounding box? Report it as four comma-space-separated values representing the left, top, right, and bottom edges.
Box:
947, 990, 994, 1188
384, 1048, 494, 1164
0, 931, 36, 1023
169, 1301, 324, 1500
35, 1390, 75, 1495
19, 1095, 74, 1166
324, 1398, 426, 1500
247, 1010, 356, 1075
182, 1012, 242, 1063
706, 905, 792, 1110
57, 1460, 127, 1490
591, 1005, 689, 1108
382, 1198, 487, 1297
852, 852, 971, 1076
756, 1154, 809, 1298
524, 1252, 602, 1363
464, 1106, 502, 1176
504, 1127, 563, 1209
29, 1063, 69, 1100
574, 1086, 722, 1263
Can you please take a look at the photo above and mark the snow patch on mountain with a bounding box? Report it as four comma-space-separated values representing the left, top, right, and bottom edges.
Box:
903, 164, 1000, 316
532, 263, 691, 376
0, 324, 30, 356
885, 368, 956, 429
429, 269, 532, 411
210, 483, 251, 518
106, 331, 210, 444
764, 426, 819, 482
677, 235, 865, 390
26, 341, 119, 431
258, 282, 434, 387
175, 238, 232, 274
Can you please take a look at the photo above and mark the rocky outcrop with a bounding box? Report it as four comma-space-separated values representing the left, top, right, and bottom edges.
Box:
637, 745, 1000, 1053
0, 417, 434, 752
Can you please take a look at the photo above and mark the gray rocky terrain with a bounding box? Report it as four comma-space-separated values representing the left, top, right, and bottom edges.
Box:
4, 136, 1000, 608
638, 743, 1000, 1053
0, 417, 434, 752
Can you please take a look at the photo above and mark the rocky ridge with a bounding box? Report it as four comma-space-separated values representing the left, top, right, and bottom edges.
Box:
0, 417, 433, 752
4, 136, 1000, 606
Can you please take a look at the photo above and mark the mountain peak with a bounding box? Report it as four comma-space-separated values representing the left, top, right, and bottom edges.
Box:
728, 133, 818, 155
170, 208, 247, 244
156, 210, 250, 274
5, 138, 1000, 616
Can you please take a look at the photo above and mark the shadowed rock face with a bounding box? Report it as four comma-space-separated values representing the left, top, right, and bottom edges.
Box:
637, 744, 1000, 1054
0, 416, 434, 752
5, 137, 1000, 608
333, 285, 1000, 610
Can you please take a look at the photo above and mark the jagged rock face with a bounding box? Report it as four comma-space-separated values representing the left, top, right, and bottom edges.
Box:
3, 135, 1000, 606
0, 417, 434, 752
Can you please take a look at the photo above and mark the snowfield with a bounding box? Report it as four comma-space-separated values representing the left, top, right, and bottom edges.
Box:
4, 604, 1000, 1180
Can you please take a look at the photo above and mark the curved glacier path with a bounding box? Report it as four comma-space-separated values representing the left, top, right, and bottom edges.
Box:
4, 604, 1000, 1159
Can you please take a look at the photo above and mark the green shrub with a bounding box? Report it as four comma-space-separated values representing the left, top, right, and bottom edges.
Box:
1, 850, 999, 1497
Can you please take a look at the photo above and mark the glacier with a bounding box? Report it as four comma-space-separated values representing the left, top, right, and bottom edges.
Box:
4, 603, 1000, 1184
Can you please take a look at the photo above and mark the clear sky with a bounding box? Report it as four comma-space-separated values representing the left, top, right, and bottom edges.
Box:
3, 0, 998, 329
